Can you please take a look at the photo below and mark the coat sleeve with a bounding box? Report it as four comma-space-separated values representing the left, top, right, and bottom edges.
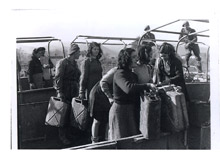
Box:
100, 70, 113, 98
54, 60, 65, 93
114, 71, 146, 94
28, 60, 34, 83
100, 81, 113, 99
153, 58, 162, 84
169, 59, 184, 83
100, 67, 116, 98
79, 59, 89, 94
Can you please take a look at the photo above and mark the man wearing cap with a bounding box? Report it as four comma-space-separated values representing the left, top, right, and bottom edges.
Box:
179, 21, 202, 72
142, 25, 156, 42
54, 43, 81, 145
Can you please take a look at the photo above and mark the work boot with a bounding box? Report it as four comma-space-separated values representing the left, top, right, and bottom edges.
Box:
59, 128, 71, 145
59, 134, 71, 145
91, 136, 99, 143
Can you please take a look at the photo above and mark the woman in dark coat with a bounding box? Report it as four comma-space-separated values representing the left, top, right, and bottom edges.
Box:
153, 42, 189, 102
28, 48, 43, 89
79, 42, 103, 139
109, 48, 156, 140
54, 43, 81, 145
79, 42, 103, 100
54, 44, 81, 103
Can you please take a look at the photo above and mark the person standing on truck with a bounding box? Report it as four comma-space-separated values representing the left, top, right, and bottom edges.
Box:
54, 43, 81, 145
28, 48, 44, 89
89, 67, 117, 143
78, 42, 103, 141
179, 21, 202, 73
142, 25, 156, 42
79, 42, 103, 100
132, 45, 154, 129
17, 56, 21, 91
109, 48, 156, 140
153, 42, 189, 103
133, 44, 154, 83
39, 47, 54, 87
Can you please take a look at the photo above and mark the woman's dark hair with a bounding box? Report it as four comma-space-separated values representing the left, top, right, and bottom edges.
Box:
159, 42, 176, 58
32, 48, 39, 56
117, 48, 136, 70
37, 47, 46, 52
138, 45, 152, 64
142, 41, 155, 48
86, 42, 103, 59
32, 47, 45, 56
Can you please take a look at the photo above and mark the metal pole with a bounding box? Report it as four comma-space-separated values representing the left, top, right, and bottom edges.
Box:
206, 46, 210, 82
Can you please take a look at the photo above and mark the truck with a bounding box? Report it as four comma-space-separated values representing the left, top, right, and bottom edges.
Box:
15, 19, 210, 149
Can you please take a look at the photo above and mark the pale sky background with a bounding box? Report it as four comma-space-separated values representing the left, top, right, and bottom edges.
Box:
1, 0, 220, 151
12, 0, 212, 44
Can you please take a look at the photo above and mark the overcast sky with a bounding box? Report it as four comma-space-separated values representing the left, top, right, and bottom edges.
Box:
12, 0, 214, 44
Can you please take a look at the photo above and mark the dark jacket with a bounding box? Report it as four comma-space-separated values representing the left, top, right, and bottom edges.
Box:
113, 69, 147, 105
89, 81, 111, 123
179, 27, 197, 43
109, 68, 147, 140
155, 57, 189, 102
28, 56, 43, 83
79, 57, 103, 99
54, 57, 81, 102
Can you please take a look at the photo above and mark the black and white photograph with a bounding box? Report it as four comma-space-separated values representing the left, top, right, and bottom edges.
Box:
4, 0, 220, 151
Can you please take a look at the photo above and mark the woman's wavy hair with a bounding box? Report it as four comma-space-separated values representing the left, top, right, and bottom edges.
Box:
117, 48, 136, 70
138, 45, 152, 64
32, 47, 45, 56
32, 48, 39, 56
36, 47, 46, 52
159, 42, 176, 59
142, 41, 155, 48
86, 42, 103, 59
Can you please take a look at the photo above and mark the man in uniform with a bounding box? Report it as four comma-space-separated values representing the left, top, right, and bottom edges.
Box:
179, 21, 202, 73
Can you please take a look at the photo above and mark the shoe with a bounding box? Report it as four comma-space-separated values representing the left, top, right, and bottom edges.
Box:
59, 135, 71, 145
91, 136, 99, 143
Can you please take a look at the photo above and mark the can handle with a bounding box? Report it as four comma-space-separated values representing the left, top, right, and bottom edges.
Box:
52, 96, 62, 101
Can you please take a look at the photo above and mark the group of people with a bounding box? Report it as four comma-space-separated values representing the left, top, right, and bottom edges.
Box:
179, 21, 202, 73
25, 21, 201, 145
53, 42, 104, 144
51, 41, 190, 145
143, 22, 202, 73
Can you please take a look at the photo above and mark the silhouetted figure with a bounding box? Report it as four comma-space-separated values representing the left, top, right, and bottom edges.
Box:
179, 21, 202, 73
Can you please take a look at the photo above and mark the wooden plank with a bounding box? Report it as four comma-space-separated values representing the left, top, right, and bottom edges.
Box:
18, 101, 48, 142
18, 88, 56, 104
